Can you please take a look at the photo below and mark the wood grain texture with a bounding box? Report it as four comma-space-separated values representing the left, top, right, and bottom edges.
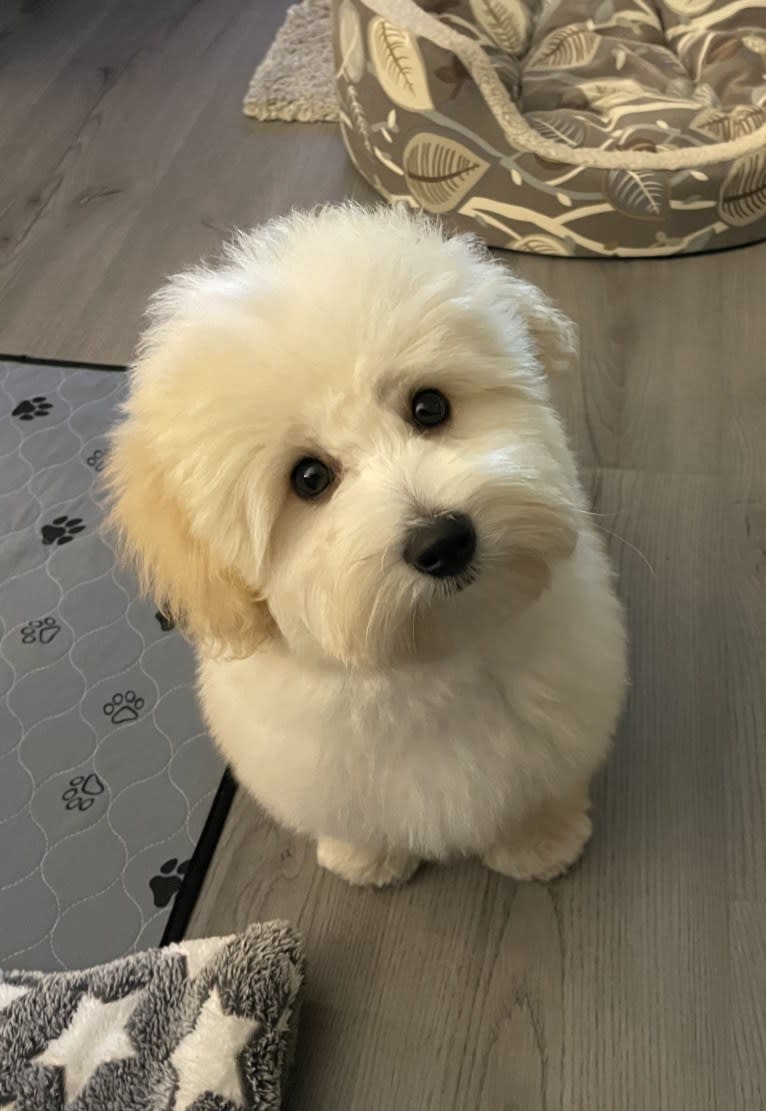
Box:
1, 1, 764, 1107
0, 0, 372, 363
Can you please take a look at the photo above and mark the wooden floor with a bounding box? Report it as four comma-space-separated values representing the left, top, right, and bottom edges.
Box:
2, 2, 764, 1108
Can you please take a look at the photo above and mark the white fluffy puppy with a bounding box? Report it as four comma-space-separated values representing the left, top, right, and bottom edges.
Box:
107, 205, 626, 887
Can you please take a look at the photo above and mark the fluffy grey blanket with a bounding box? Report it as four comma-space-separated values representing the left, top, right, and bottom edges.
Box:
0, 921, 304, 1110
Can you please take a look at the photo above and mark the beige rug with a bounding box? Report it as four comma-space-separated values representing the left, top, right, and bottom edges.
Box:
243, 0, 338, 122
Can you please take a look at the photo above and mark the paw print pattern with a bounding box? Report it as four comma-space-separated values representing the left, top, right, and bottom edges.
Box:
20, 616, 61, 645
12, 396, 53, 421
149, 858, 190, 908
155, 610, 175, 632
103, 690, 144, 725
41, 516, 86, 547
86, 447, 108, 472
62, 774, 105, 812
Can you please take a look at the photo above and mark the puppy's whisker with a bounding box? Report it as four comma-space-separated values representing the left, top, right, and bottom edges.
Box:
345, 550, 384, 572
597, 528, 656, 578
363, 573, 393, 656
566, 506, 654, 575
363, 590, 382, 654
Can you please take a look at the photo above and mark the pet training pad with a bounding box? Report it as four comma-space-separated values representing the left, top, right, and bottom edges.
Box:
0, 359, 230, 972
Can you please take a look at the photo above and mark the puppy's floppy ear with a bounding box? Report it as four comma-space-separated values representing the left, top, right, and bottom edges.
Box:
105, 423, 273, 655
502, 271, 578, 375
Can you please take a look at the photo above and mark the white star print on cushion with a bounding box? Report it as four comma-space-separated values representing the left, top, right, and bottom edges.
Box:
170, 986, 259, 1110
31, 991, 140, 1103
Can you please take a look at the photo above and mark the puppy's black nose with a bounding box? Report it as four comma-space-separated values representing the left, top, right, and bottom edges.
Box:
404, 513, 476, 578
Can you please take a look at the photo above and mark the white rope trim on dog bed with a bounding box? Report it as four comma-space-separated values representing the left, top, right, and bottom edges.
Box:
364, 0, 766, 172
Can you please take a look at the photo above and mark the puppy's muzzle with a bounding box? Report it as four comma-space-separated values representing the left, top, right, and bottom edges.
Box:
404, 513, 476, 579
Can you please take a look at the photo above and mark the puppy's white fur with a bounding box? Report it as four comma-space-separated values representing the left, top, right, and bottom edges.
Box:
107, 205, 627, 886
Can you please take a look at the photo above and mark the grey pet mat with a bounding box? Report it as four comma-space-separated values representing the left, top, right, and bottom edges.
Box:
0, 359, 229, 972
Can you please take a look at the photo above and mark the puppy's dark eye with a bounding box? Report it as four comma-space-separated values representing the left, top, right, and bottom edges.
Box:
291, 457, 334, 500
412, 388, 450, 429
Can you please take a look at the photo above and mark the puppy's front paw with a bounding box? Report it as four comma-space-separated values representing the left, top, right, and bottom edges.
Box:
483, 788, 592, 882
316, 837, 419, 888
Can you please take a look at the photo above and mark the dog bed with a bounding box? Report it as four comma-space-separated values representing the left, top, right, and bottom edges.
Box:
0, 359, 231, 973
0, 921, 304, 1110
333, 0, 766, 256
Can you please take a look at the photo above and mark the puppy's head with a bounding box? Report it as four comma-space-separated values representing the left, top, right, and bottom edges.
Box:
106, 205, 580, 666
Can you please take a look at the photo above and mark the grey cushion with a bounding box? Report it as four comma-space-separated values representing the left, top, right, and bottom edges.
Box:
0, 922, 304, 1111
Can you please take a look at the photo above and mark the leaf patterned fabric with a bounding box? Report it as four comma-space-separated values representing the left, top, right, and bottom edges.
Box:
333, 0, 766, 256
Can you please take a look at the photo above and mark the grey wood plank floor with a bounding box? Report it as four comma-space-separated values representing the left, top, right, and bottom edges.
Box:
1, 2, 764, 1108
